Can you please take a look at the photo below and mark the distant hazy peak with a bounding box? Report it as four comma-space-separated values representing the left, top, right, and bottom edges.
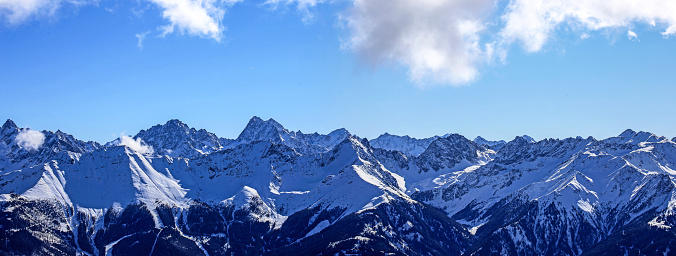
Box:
521, 135, 536, 143
508, 135, 536, 144
370, 133, 440, 156
165, 119, 191, 129
606, 129, 668, 144
145, 119, 191, 132
443, 133, 469, 142
473, 136, 506, 145
425, 134, 485, 153
250, 116, 284, 129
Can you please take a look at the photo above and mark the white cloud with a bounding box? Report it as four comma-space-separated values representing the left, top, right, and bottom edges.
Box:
663, 25, 676, 38
0, 0, 95, 25
149, 0, 241, 41
342, 0, 494, 86
337, 0, 676, 85
116, 135, 154, 154
136, 31, 150, 49
16, 129, 46, 151
4, 0, 676, 86
627, 30, 638, 41
499, 0, 676, 52
1, 0, 242, 41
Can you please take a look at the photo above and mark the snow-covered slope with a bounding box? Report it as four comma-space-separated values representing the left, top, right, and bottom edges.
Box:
0, 119, 423, 255
2, 117, 676, 255
410, 131, 676, 255
1, 146, 187, 209
371, 134, 495, 195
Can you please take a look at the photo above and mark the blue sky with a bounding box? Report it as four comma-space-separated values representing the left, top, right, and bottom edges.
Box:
1, 0, 675, 143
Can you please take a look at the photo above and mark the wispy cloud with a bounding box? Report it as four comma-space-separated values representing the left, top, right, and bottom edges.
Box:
264, 0, 325, 23
135, 31, 150, 49
16, 129, 45, 151
0, 0, 96, 25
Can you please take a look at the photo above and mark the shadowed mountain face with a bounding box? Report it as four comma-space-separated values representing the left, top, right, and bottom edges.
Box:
1, 118, 676, 255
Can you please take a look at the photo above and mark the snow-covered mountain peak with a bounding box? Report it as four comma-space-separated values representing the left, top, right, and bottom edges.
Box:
0, 124, 102, 173
606, 129, 669, 145
509, 135, 536, 145
414, 134, 491, 172
493, 136, 595, 167
4, 120, 676, 255
443, 133, 470, 143
327, 128, 349, 137
247, 116, 284, 129
0, 120, 18, 140
43, 129, 100, 154
619, 128, 636, 137
132, 119, 226, 158
472, 136, 489, 144
521, 135, 536, 143
237, 116, 287, 143
164, 118, 189, 128
370, 133, 439, 156
473, 136, 507, 149
318, 135, 409, 204
1, 119, 17, 131
140, 119, 192, 135
330, 135, 370, 157
235, 117, 349, 154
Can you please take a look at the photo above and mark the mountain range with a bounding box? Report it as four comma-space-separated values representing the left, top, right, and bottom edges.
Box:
1, 117, 675, 255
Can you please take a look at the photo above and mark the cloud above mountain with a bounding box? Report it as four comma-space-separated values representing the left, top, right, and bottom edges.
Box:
16, 129, 45, 151
117, 135, 155, 154
2, 0, 675, 85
